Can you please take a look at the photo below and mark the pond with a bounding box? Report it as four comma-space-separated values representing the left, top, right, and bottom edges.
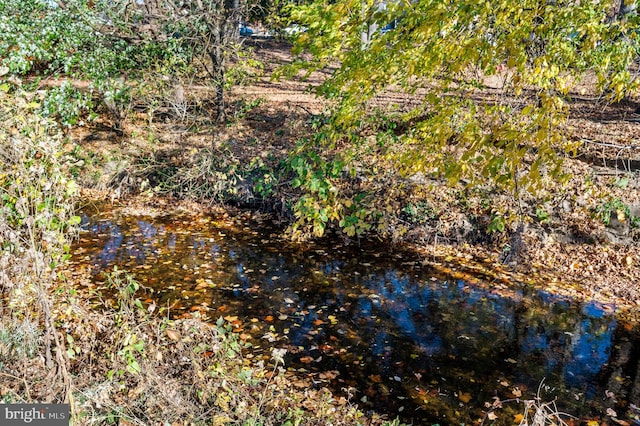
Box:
71, 207, 640, 425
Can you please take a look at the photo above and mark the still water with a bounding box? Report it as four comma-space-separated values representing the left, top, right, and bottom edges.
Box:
71, 209, 640, 425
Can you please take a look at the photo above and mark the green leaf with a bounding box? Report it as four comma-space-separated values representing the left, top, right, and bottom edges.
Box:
68, 215, 81, 226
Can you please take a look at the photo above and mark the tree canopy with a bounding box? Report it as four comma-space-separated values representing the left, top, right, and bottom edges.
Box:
279, 0, 640, 236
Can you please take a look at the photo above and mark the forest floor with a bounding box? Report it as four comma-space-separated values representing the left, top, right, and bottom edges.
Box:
71, 38, 640, 317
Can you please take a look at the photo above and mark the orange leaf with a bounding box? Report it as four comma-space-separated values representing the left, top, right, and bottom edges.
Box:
458, 392, 472, 403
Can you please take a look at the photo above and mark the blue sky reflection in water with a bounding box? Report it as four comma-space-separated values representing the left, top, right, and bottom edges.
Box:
72, 212, 640, 424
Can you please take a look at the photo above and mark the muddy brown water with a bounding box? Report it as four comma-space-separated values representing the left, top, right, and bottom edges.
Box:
71, 208, 640, 425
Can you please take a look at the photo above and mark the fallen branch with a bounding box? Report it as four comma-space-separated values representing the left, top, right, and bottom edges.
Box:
578, 138, 640, 151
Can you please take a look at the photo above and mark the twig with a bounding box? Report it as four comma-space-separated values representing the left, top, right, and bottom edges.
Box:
0, 372, 31, 401
296, 104, 314, 117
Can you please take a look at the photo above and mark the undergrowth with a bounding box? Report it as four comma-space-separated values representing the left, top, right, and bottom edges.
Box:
0, 87, 78, 403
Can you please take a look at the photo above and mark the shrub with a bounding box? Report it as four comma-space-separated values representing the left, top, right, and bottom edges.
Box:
0, 86, 80, 401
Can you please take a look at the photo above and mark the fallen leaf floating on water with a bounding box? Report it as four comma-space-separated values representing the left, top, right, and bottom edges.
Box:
319, 370, 339, 380
458, 391, 472, 403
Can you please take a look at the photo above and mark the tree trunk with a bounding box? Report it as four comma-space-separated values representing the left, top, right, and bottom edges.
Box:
210, 47, 226, 123
209, 0, 227, 123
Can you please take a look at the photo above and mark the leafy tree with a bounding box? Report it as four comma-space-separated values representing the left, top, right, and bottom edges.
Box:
283, 0, 640, 237
0, 0, 258, 124
0, 0, 182, 128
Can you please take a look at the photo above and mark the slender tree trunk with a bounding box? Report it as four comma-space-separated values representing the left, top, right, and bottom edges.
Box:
209, 0, 227, 123
211, 46, 226, 123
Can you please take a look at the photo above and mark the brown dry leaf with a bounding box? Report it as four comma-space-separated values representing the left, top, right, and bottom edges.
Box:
166, 329, 180, 341
300, 356, 314, 364
369, 374, 382, 383
512, 387, 522, 398
487, 412, 498, 421
319, 370, 339, 380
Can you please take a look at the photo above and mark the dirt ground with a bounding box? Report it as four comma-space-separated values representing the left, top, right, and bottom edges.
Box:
74, 39, 640, 316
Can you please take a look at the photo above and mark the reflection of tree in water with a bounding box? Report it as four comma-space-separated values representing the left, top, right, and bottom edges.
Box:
75, 213, 640, 424
594, 322, 640, 420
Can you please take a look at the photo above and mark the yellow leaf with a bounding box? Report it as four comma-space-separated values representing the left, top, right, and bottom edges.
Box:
212, 415, 233, 426
514, 413, 524, 423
